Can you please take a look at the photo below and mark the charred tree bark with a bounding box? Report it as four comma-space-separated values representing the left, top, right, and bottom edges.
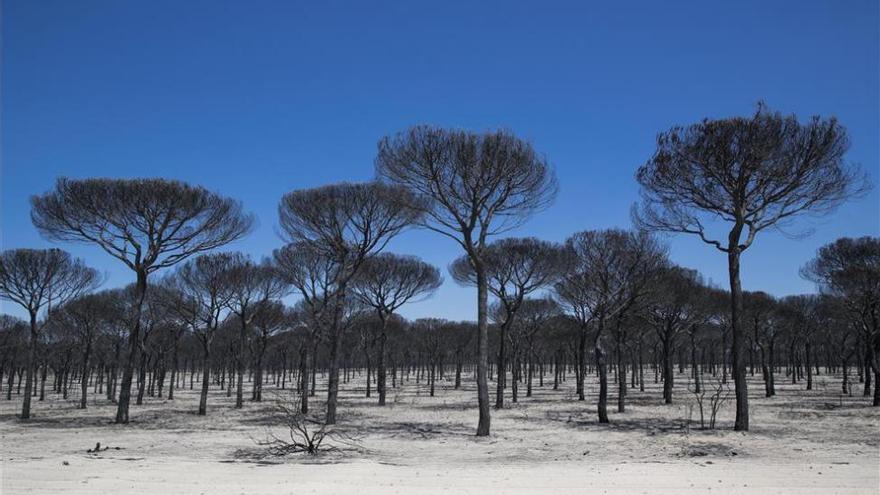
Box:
20, 311, 38, 419
475, 268, 491, 436
116, 269, 148, 424
728, 244, 749, 431
495, 322, 508, 409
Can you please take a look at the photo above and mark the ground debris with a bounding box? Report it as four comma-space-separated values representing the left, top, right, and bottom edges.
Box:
87, 442, 111, 453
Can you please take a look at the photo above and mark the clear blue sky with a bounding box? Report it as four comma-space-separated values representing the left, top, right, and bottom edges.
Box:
2, 0, 878, 321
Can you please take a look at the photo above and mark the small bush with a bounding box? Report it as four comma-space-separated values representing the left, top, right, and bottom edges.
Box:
255, 393, 353, 456
688, 376, 731, 430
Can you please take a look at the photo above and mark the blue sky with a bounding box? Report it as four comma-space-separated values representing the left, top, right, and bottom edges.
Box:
2, 0, 878, 321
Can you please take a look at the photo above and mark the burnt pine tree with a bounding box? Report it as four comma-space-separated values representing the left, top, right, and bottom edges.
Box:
273, 242, 336, 415
351, 253, 442, 406
278, 182, 421, 424
162, 253, 237, 415
54, 291, 117, 409
449, 237, 567, 409
642, 266, 703, 405
249, 300, 292, 402
151, 283, 189, 402
224, 255, 289, 408
514, 297, 562, 399
31, 178, 254, 423
743, 291, 779, 397
634, 104, 868, 431
0, 248, 100, 419
554, 229, 665, 422
377, 127, 558, 436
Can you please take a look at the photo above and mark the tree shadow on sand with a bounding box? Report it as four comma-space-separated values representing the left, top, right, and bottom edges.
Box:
336, 419, 473, 439
0, 412, 113, 428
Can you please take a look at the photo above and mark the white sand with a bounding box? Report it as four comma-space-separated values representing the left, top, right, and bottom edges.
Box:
1, 369, 878, 494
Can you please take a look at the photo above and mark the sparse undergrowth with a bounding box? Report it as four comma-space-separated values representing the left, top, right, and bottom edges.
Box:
252, 393, 361, 457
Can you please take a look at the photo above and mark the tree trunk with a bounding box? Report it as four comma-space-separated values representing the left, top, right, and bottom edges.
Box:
235, 313, 247, 409
168, 333, 179, 400
365, 350, 372, 398
727, 241, 749, 431
805, 341, 813, 391
55, 365, 62, 398
377, 317, 388, 405
326, 289, 346, 425
511, 350, 518, 403
617, 324, 626, 413
594, 312, 609, 423
475, 267, 491, 436
116, 269, 148, 424
527, 349, 534, 397
755, 320, 769, 397
692, 332, 701, 394
577, 323, 587, 401
21, 311, 38, 419
495, 322, 507, 409
6, 359, 14, 400
108, 346, 119, 401
721, 330, 729, 385
430, 360, 436, 397
662, 336, 673, 404
254, 352, 264, 402
80, 338, 92, 409
596, 345, 609, 423
199, 344, 210, 416
136, 350, 147, 405
553, 352, 560, 390
638, 338, 645, 392
310, 341, 317, 397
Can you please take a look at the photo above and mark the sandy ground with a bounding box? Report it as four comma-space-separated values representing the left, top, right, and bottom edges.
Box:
1, 368, 878, 494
